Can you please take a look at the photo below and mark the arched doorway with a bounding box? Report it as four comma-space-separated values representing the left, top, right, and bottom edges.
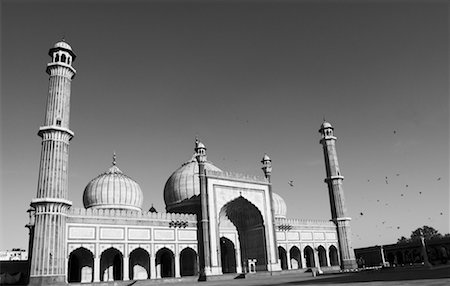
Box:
278, 246, 288, 270
156, 248, 175, 278
304, 246, 315, 268
289, 246, 301, 269
180, 247, 198, 276
220, 237, 237, 273
329, 245, 339, 266
219, 196, 268, 272
100, 248, 123, 281
129, 248, 150, 280
318, 246, 327, 267
68, 247, 94, 283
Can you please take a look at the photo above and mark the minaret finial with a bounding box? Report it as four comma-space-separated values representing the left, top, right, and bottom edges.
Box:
112, 151, 117, 166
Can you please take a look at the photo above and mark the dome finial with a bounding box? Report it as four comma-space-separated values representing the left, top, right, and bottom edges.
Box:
112, 151, 117, 166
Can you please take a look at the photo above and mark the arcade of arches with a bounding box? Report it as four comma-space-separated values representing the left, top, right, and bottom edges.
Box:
67, 247, 198, 283
278, 245, 339, 270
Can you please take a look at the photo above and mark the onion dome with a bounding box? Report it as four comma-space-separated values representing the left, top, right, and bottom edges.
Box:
272, 192, 287, 219
83, 154, 143, 211
149, 204, 158, 213
164, 155, 222, 211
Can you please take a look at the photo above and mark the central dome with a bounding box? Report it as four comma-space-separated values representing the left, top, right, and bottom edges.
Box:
164, 155, 222, 212
83, 158, 143, 211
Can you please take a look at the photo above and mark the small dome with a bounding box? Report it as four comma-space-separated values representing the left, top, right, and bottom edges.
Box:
149, 205, 158, 213
83, 163, 143, 211
272, 192, 287, 219
320, 121, 333, 129
54, 40, 72, 51
164, 155, 222, 211
261, 153, 271, 162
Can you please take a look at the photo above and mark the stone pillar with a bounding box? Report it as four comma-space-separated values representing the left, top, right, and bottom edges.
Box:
236, 244, 242, 273
175, 253, 181, 278
150, 255, 156, 279
319, 121, 357, 270
94, 256, 100, 282
123, 255, 129, 280
287, 248, 292, 270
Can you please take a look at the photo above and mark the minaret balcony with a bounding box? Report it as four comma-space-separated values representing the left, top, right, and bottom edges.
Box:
38, 125, 74, 139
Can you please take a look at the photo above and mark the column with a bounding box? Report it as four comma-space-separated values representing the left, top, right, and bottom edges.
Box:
300, 250, 307, 269
175, 253, 180, 278
326, 249, 331, 267
150, 254, 156, 279
287, 248, 292, 270
123, 255, 129, 281
94, 256, 100, 282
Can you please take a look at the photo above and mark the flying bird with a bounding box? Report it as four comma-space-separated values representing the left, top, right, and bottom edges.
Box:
437, 177, 441, 181
396, 174, 400, 176
401, 194, 404, 197
288, 180, 294, 187
419, 191, 422, 194
393, 130, 397, 134
360, 212, 364, 216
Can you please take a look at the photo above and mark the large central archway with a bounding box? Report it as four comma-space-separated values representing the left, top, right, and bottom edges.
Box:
219, 196, 268, 272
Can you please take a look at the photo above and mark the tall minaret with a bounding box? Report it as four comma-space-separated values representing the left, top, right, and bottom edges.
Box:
29, 40, 76, 285
195, 138, 212, 280
319, 121, 357, 270
261, 154, 281, 271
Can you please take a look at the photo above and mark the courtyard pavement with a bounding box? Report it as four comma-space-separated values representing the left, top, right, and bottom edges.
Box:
131, 265, 450, 286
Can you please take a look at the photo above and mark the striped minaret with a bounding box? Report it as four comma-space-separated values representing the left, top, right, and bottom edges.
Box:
29, 40, 76, 285
319, 121, 357, 270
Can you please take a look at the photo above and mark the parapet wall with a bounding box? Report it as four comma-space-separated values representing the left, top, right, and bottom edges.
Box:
276, 217, 336, 227
67, 207, 197, 222
206, 170, 268, 184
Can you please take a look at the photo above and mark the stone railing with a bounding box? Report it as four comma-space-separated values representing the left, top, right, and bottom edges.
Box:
67, 207, 197, 222
206, 170, 267, 184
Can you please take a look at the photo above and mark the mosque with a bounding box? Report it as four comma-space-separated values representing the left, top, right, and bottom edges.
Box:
27, 40, 357, 285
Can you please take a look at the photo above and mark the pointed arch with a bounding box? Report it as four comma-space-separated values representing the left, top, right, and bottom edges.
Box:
329, 245, 339, 266
318, 245, 327, 267
220, 237, 237, 273
180, 247, 198, 276
155, 247, 174, 278
289, 246, 301, 269
304, 246, 315, 268
129, 247, 150, 280
219, 196, 267, 271
100, 247, 123, 281
278, 246, 288, 270
68, 247, 94, 283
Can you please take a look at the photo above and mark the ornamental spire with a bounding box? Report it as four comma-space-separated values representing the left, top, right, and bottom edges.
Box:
112, 151, 117, 166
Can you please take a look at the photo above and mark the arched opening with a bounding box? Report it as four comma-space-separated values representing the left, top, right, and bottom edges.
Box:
156, 248, 174, 278
219, 196, 268, 272
129, 248, 150, 280
68, 247, 94, 283
304, 246, 315, 268
289, 246, 301, 269
220, 237, 236, 273
55, 54, 60, 62
329, 245, 339, 266
318, 246, 327, 267
61, 54, 66, 63
278, 246, 288, 270
100, 248, 123, 281
180, 247, 198, 276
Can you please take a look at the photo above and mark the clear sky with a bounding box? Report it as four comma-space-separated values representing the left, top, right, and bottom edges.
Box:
1, 0, 448, 251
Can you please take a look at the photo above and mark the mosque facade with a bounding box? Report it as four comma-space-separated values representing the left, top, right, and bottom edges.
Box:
27, 41, 356, 285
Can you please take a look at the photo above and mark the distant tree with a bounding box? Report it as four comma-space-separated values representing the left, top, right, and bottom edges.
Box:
397, 225, 446, 244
